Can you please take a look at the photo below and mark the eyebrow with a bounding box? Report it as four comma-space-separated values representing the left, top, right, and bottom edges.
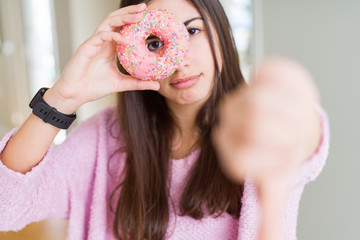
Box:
146, 17, 204, 40
184, 17, 203, 26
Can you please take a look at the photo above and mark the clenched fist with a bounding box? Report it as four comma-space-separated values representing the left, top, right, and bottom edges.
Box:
213, 57, 322, 192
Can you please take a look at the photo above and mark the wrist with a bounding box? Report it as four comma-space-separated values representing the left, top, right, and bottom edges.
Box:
43, 87, 81, 114
257, 178, 290, 203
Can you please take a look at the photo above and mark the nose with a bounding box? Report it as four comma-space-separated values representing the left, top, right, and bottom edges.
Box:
173, 47, 191, 74
177, 57, 190, 70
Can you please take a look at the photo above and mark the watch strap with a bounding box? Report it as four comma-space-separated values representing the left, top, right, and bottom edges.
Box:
29, 88, 76, 129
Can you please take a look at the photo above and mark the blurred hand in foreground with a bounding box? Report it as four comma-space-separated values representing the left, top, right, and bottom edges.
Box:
213, 57, 322, 240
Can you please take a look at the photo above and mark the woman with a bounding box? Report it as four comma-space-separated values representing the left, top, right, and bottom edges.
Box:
0, 0, 329, 239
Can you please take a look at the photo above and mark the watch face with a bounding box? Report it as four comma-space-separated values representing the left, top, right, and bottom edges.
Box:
40, 87, 49, 95
29, 93, 39, 108
29, 88, 48, 108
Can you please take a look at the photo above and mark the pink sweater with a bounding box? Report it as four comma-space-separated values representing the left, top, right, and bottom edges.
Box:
0, 105, 330, 240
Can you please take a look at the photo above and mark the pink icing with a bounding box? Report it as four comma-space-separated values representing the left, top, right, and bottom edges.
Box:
116, 9, 190, 80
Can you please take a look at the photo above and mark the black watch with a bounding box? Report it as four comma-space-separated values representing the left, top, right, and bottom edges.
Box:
29, 87, 77, 129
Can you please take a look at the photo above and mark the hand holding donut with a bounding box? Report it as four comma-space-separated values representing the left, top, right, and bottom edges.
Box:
213, 58, 321, 192
46, 3, 160, 114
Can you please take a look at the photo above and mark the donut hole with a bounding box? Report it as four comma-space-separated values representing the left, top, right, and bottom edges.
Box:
145, 34, 165, 54
116, 9, 190, 80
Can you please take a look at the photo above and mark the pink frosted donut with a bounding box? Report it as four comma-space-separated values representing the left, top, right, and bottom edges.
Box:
116, 9, 190, 80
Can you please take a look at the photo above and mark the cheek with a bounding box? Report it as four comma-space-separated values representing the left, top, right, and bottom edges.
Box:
157, 79, 169, 96
191, 38, 216, 91
192, 37, 214, 62
188, 39, 216, 83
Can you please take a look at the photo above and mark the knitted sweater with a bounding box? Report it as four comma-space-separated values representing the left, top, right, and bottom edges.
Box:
0, 105, 330, 240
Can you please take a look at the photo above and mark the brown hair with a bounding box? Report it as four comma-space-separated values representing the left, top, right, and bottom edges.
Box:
109, 0, 247, 239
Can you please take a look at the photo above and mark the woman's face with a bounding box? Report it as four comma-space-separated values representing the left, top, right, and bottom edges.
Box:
146, 0, 219, 108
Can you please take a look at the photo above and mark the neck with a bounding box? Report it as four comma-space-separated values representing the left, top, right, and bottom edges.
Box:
166, 100, 203, 159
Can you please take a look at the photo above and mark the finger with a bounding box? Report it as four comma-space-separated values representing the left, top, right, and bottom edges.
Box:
111, 3, 147, 16
76, 32, 130, 61
83, 31, 130, 50
97, 13, 144, 33
116, 75, 161, 92
95, 3, 146, 33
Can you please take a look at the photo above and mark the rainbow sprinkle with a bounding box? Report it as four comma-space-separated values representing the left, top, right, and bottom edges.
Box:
116, 9, 190, 80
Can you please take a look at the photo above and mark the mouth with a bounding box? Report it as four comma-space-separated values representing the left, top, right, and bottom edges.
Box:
170, 74, 201, 89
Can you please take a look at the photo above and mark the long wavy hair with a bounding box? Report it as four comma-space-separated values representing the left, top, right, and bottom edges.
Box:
108, 0, 247, 239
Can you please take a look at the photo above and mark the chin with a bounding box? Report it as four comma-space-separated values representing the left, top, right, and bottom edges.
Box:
175, 90, 211, 106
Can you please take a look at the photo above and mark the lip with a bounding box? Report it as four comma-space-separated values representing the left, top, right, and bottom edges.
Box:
170, 75, 201, 89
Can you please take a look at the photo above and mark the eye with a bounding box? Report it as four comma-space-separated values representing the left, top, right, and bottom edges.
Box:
146, 35, 164, 53
188, 28, 200, 36
148, 40, 164, 51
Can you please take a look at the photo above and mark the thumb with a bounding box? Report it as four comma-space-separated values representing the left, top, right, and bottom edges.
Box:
116, 74, 160, 92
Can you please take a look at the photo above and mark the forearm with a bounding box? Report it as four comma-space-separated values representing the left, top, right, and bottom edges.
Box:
257, 182, 287, 240
258, 196, 285, 240
0, 88, 78, 174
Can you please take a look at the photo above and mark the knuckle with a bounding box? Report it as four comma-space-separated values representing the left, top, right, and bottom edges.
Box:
95, 31, 105, 37
98, 31, 111, 40
123, 14, 136, 23
135, 81, 142, 90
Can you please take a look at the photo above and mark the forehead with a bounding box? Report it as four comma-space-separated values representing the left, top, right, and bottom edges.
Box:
147, 0, 201, 22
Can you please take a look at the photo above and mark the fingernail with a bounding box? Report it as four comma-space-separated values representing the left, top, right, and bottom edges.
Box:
137, 3, 146, 8
135, 12, 144, 18
152, 82, 160, 91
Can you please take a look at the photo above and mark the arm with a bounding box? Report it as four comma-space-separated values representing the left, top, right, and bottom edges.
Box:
0, 3, 158, 231
213, 57, 327, 239
0, 3, 157, 175
257, 184, 287, 240
0, 109, 103, 231
0, 89, 78, 174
